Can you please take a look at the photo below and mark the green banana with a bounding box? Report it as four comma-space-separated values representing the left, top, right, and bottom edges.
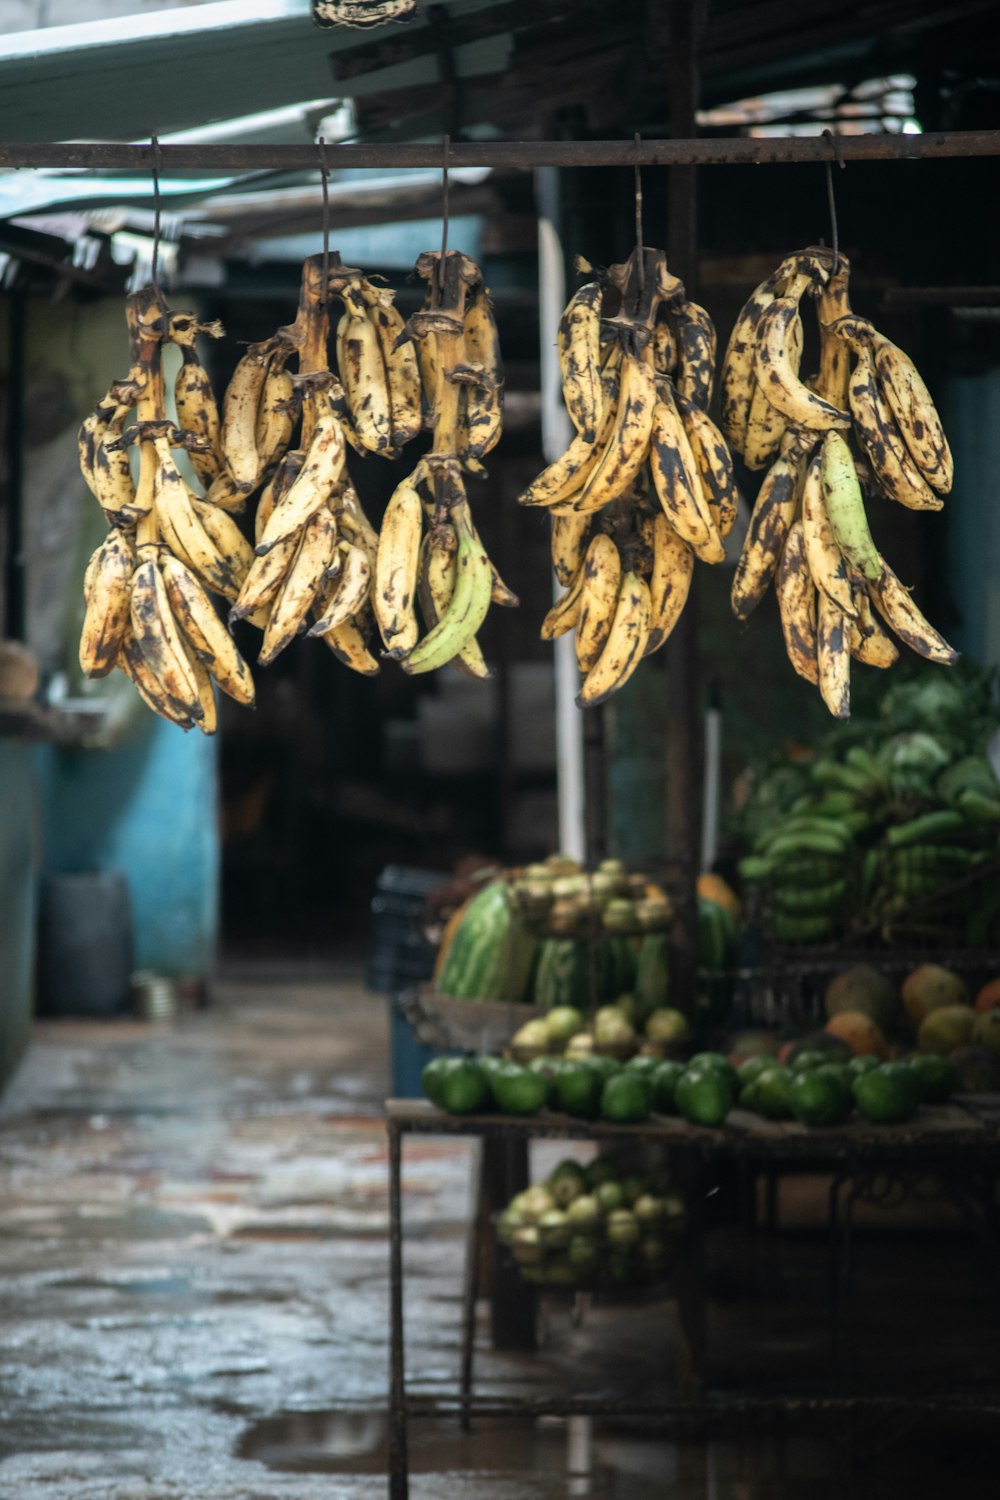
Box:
820, 431, 882, 582
400, 500, 492, 675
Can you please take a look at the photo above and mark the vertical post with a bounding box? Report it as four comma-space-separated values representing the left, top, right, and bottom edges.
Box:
387, 1120, 409, 1500
4, 289, 27, 640
663, 0, 706, 1011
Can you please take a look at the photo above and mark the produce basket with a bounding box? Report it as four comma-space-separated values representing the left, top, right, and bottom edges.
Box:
407, 985, 543, 1053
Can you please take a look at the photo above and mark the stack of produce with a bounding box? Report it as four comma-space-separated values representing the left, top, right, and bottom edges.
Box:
373, 251, 517, 678
79, 288, 258, 732
497, 1156, 686, 1290
724, 248, 957, 718
736, 667, 1000, 946
520, 247, 738, 705
432, 852, 740, 1012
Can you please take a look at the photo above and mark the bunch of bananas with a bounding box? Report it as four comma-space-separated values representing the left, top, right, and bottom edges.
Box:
78, 288, 257, 732
228, 254, 387, 674
521, 246, 736, 705
725, 248, 957, 718
372, 250, 516, 677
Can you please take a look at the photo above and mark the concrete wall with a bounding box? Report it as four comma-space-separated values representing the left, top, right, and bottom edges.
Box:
0, 743, 39, 1086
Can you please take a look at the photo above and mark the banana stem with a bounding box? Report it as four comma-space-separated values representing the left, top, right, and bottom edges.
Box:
126, 288, 167, 547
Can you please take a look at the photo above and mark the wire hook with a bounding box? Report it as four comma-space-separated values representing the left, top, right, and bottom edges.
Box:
822, 127, 846, 270
150, 133, 163, 296
634, 131, 645, 296
318, 135, 331, 306
437, 132, 451, 305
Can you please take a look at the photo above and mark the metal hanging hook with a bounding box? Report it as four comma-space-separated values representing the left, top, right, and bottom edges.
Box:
822, 127, 846, 270
437, 132, 451, 304
634, 131, 645, 295
150, 133, 163, 296
318, 135, 331, 305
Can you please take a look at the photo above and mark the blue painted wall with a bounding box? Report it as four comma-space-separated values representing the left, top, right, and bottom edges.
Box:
36, 714, 218, 979
0, 742, 39, 1085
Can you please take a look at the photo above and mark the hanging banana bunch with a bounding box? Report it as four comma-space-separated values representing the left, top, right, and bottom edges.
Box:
227, 254, 387, 673
522, 245, 735, 706
370, 249, 516, 678
725, 248, 957, 718
78, 287, 257, 733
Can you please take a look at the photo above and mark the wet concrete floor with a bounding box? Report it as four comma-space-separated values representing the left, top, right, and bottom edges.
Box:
1, 980, 999, 1497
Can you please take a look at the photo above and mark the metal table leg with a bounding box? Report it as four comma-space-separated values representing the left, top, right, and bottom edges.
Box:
459, 1140, 486, 1431
388, 1120, 408, 1500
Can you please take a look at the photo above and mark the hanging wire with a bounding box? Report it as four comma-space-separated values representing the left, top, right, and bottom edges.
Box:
437, 132, 451, 304
318, 135, 331, 305
822, 127, 846, 270
150, 134, 163, 296
634, 131, 645, 295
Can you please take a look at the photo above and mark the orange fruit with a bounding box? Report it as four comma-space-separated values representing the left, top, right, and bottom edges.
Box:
824, 1011, 889, 1060
975, 978, 1000, 1015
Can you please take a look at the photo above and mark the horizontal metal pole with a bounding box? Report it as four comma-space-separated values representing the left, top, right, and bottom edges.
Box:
0, 131, 999, 173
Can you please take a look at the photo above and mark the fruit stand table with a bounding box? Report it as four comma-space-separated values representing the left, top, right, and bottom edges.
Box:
385, 1097, 1000, 1500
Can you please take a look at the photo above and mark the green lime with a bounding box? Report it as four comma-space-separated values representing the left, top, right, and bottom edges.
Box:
595, 1179, 625, 1213
548, 1159, 588, 1206
600, 1072, 652, 1123
737, 1055, 772, 1089
879, 1060, 921, 1110
422, 1056, 455, 1107
606, 1208, 640, 1248
852, 1064, 917, 1124
626, 1055, 662, 1077
907, 1052, 958, 1104
528, 1055, 564, 1103
814, 1062, 853, 1092
537, 1208, 572, 1248
674, 1068, 733, 1127
488, 1062, 549, 1116
437, 1058, 490, 1115
568, 1234, 601, 1273
553, 1061, 604, 1119
583, 1053, 624, 1081
477, 1055, 508, 1083
847, 1054, 881, 1077
686, 1052, 739, 1095
789, 1069, 853, 1127
651, 1059, 686, 1114
585, 1157, 620, 1191
751, 1065, 795, 1121
791, 1049, 836, 1074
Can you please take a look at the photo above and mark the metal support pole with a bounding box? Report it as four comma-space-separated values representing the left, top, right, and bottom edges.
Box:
663, 0, 705, 1011
387, 1120, 409, 1500
3, 289, 27, 640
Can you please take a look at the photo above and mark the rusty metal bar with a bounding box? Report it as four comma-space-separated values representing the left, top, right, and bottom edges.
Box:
0, 132, 999, 172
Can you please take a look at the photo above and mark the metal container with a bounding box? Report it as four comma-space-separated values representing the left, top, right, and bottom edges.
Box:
131, 971, 179, 1023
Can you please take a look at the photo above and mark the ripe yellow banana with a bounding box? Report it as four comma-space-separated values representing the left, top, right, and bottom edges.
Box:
742, 376, 790, 473
373, 470, 424, 651
160, 552, 255, 705
671, 299, 716, 411
820, 430, 882, 582
730, 435, 811, 620
255, 393, 346, 554
572, 351, 655, 514
152, 439, 244, 601
558, 281, 604, 441
776, 520, 819, 686
129, 551, 203, 720
648, 396, 725, 563
461, 282, 504, 462
867, 559, 959, 665
644, 516, 693, 656
259, 508, 338, 665
204, 472, 249, 515
816, 590, 851, 719
800, 451, 856, 618
337, 282, 393, 454
574, 533, 622, 673
221, 344, 270, 492
119, 625, 196, 730
356, 281, 423, 451
231, 453, 307, 622
720, 253, 808, 451
189, 654, 219, 736
847, 340, 942, 511
339, 483, 380, 570
316, 614, 380, 675
79, 529, 134, 678
754, 272, 850, 432
309, 541, 373, 639
872, 333, 953, 494
814, 265, 853, 414
195, 501, 256, 589
541, 561, 587, 640
254, 356, 296, 475
88, 379, 145, 523
400, 500, 492, 675
550, 511, 592, 587
576, 570, 651, 707
849, 584, 899, 669
652, 318, 677, 379
678, 398, 738, 539
169, 314, 224, 488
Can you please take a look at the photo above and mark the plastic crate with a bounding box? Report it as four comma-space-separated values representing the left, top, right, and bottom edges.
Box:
366, 864, 446, 994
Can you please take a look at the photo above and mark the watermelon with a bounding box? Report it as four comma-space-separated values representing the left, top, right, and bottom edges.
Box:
698, 897, 738, 972
435, 881, 538, 1003
534, 936, 636, 1011
636, 933, 669, 1013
